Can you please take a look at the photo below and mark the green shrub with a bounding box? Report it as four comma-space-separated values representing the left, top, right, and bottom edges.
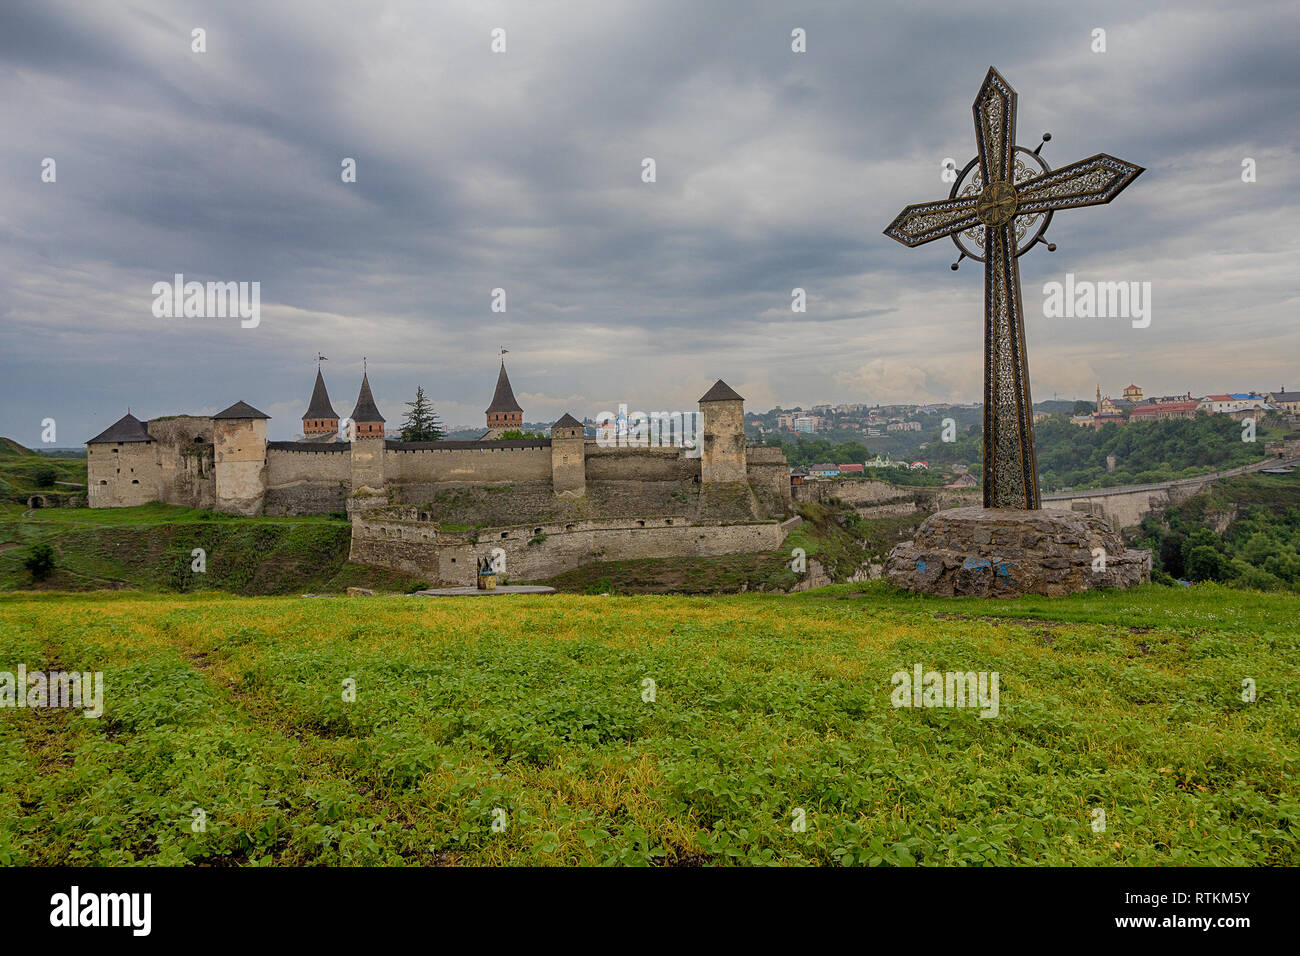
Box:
1185, 545, 1227, 582
22, 543, 56, 582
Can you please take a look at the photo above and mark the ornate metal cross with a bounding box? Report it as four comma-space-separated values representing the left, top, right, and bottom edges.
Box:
884, 67, 1142, 509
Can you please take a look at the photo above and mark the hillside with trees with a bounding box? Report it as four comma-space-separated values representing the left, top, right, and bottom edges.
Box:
1034, 414, 1282, 490
768, 412, 1286, 493
1135, 474, 1300, 591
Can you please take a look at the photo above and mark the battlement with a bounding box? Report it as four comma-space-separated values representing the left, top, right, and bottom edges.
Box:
387, 439, 551, 451
267, 441, 349, 453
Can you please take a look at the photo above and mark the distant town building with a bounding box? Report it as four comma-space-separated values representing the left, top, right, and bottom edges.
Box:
1200, 394, 1265, 415
1268, 388, 1300, 415
945, 474, 978, 488
837, 463, 864, 474
1093, 411, 1126, 428
1224, 404, 1275, 421
865, 454, 907, 469
1098, 395, 1127, 415
1130, 400, 1200, 422
1123, 383, 1143, 403
886, 421, 921, 433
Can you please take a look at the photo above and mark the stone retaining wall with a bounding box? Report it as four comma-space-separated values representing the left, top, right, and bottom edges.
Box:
348, 512, 788, 586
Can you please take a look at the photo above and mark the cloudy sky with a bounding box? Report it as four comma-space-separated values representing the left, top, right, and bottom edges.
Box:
1, 0, 1296, 444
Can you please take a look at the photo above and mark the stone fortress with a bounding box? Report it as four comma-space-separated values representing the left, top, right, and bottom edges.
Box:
86, 362, 794, 585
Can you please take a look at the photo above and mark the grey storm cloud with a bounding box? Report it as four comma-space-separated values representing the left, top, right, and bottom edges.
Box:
1, 0, 1297, 444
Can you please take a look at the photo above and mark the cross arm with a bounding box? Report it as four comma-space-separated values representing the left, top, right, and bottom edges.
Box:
883, 195, 981, 247
1014, 153, 1144, 216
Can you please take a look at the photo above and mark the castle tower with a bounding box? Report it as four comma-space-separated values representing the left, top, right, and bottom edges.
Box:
212, 400, 269, 516
699, 379, 747, 484
1096, 384, 1102, 414
302, 368, 340, 438
483, 360, 523, 439
550, 413, 586, 498
86, 412, 157, 508
349, 372, 386, 438
348, 372, 386, 494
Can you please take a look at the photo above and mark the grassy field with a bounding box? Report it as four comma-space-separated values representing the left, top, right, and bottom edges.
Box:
0, 439, 86, 507
1, 582, 1295, 866
0, 503, 426, 594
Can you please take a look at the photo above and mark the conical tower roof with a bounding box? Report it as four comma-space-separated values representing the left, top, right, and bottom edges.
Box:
485, 361, 523, 414
303, 368, 339, 421
213, 400, 270, 420
350, 373, 385, 423
698, 379, 744, 403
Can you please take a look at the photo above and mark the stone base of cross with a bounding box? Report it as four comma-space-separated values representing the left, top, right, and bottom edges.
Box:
884, 67, 1143, 509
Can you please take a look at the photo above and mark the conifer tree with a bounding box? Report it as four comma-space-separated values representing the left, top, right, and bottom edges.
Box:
399, 386, 444, 442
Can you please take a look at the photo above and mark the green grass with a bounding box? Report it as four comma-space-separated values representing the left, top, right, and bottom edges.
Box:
0, 582, 1294, 866
0, 504, 426, 594
541, 552, 799, 594
806, 579, 1300, 631
0, 501, 332, 527
0, 439, 86, 506
784, 502, 925, 578
1184, 473, 1300, 516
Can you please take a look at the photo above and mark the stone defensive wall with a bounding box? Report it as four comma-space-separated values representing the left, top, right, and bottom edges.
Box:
401, 481, 703, 527
260, 437, 785, 522
385, 438, 553, 490
261, 439, 554, 515
265, 442, 351, 515
793, 478, 980, 514
347, 508, 790, 586
585, 443, 698, 481
747, 445, 796, 515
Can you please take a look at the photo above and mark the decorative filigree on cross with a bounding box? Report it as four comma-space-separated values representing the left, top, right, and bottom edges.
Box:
884, 68, 1143, 509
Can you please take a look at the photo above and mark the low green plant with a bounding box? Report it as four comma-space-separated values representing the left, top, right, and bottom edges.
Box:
3, 584, 1292, 866
22, 543, 55, 582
